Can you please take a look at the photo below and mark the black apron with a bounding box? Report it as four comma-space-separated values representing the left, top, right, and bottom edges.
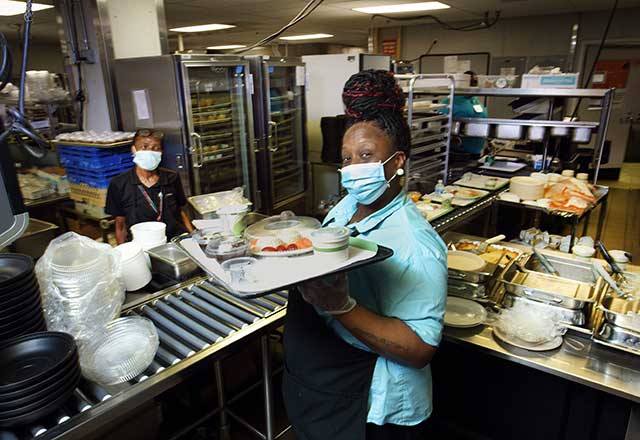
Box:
282, 288, 378, 440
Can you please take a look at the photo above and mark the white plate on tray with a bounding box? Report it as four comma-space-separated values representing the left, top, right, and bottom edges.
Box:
493, 327, 563, 351
250, 247, 313, 257
428, 186, 489, 206
415, 202, 454, 222
444, 297, 487, 328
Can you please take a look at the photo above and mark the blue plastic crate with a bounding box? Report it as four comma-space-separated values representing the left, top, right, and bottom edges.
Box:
65, 164, 133, 188
58, 145, 133, 170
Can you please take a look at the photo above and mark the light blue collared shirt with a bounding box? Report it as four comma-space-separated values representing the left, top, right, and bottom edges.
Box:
321, 191, 448, 426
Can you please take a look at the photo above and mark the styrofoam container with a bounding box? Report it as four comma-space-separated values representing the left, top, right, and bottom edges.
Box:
521, 73, 579, 89
464, 122, 490, 138
310, 227, 350, 263
130, 222, 166, 243
551, 126, 570, 137
509, 176, 544, 201
572, 127, 593, 143
572, 245, 595, 260
116, 242, 151, 291
134, 236, 168, 252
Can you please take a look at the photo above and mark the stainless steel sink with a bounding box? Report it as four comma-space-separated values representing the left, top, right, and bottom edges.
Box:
524, 253, 598, 285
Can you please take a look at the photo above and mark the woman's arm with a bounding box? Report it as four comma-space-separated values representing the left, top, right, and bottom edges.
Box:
180, 209, 194, 233
336, 305, 436, 368
114, 216, 127, 244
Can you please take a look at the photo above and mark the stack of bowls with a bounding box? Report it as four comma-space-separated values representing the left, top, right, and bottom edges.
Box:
50, 242, 112, 298
131, 222, 167, 251
0, 254, 46, 343
509, 176, 544, 201
0, 332, 80, 428
80, 316, 159, 386
116, 242, 151, 291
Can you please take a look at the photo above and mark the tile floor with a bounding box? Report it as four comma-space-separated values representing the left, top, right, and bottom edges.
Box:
586, 163, 640, 258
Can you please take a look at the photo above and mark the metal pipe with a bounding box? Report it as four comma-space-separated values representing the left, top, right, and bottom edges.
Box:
261, 335, 275, 440
593, 89, 614, 184
200, 282, 267, 316
180, 291, 250, 328
152, 302, 224, 344
191, 286, 260, 322
156, 346, 181, 366
166, 295, 237, 336
214, 361, 231, 440
156, 327, 196, 358
226, 408, 266, 440
139, 307, 212, 349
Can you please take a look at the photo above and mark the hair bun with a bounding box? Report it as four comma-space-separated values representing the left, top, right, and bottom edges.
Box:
342, 70, 405, 120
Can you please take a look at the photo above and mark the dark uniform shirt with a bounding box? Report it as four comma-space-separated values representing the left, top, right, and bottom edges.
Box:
105, 167, 188, 240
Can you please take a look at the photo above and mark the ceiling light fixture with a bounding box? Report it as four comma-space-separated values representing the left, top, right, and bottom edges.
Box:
0, 0, 53, 16
207, 44, 247, 50
280, 33, 334, 41
353, 2, 450, 14
170, 23, 235, 33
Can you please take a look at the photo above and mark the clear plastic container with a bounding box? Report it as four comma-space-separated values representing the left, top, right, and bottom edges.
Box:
192, 227, 224, 251
221, 257, 257, 284
79, 316, 159, 386
205, 236, 248, 262
244, 211, 320, 254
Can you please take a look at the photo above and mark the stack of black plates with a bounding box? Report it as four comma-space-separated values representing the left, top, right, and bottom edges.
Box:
0, 332, 80, 427
0, 254, 46, 343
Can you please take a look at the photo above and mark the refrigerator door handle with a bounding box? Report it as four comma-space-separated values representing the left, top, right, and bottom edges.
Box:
190, 132, 203, 168
268, 120, 279, 153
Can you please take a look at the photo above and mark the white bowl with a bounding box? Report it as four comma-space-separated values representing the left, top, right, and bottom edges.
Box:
572, 245, 595, 259
116, 242, 151, 291
130, 222, 167, 242
509, 176, 544, 201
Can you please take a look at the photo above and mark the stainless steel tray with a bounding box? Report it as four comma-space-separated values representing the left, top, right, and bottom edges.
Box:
148, 243, 201, 281
448, 262, 498, 284
523, 253, 599, 285
594, 322, 640, 356
503, 294, 586, 326
448, 278, 488, 301
502, 271, 596, 310
598, 296, 640, 334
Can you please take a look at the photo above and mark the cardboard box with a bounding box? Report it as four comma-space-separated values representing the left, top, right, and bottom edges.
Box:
521, 73, 579, 89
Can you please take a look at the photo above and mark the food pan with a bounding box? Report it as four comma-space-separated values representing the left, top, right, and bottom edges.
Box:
502, 294, 586, 326
496, 124, 523, 140
527, 126, 546, 141
572, 127, 592, 143
463, 122, 490, 138
550, 126, 569, 137
597, 296, 640, 333
448, 279, 487, 301
595, 322, 640, 355
524, 253, 599, 285
148, 243, 201, 281
448, 262, 497, 284
502, 271, 595, 310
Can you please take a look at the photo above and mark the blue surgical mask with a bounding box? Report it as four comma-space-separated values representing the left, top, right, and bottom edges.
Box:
340, 152, 400, 205
133, 149, 162, 171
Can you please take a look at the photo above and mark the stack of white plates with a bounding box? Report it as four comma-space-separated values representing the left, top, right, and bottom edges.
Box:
509, 176, 544, 201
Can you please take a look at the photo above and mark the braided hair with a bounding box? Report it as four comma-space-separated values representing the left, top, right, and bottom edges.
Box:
342, 70, 410, 154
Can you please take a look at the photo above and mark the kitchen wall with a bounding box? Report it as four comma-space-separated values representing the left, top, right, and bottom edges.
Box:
5, 41, 65, 75
393, 8, 640, 64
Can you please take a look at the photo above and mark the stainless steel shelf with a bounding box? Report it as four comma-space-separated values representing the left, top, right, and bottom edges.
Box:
455, 117, 599, 129
408, 87, 610, 98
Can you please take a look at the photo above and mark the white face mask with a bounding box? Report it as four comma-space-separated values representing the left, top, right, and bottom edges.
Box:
133, 149, 162, 171
339, 152, 400, 205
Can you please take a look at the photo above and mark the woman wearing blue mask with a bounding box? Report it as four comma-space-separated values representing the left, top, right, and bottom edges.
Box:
282, 70, 448, 440
106, 129, 193, 244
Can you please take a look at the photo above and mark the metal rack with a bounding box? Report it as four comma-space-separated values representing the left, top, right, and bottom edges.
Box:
395, 74, 455, 191
405, 87, 615, 184
7, 277, 288, 440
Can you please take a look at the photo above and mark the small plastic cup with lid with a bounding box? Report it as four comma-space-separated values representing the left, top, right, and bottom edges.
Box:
310, 226, 351, 263
221, 257, 257, 285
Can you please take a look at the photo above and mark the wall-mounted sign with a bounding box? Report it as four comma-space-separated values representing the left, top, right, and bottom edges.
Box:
382, 39, 397, 57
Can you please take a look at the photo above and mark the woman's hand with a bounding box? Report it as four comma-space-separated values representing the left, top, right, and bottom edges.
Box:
299, 273, 356, 315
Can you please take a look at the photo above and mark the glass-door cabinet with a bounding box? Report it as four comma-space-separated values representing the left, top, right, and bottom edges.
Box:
181, 59, 256, 199
250, 57, 308, 214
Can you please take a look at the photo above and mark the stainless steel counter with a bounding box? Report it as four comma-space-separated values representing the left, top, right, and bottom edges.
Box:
444, 322, 640, 404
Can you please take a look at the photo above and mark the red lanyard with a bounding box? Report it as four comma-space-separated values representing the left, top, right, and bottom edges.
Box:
137, 185, 163, 221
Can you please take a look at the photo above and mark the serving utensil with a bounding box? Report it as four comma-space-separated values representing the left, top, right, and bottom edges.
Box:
475, 234, 506, 254
592, 261, 626, 298
532, 247, 560, 277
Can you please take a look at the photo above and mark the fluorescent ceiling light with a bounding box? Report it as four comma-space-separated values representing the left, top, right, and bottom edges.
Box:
170, 23, 235, 33
280, 33, 334, 41
353, 2, 450, 14
0, 1, 53, 16
207, 44, 246, 50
